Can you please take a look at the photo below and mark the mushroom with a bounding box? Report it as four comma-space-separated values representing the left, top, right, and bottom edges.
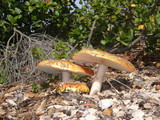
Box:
56, 82, 89, 93
37, 59, 94, 82
72, 48, 136, 95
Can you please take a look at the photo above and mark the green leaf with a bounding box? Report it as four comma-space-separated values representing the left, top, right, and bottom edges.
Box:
115, 7, 121, 15
79, 16, 86, 21
25, 1, 30, 6
128, 29, 133, 40
100, 40, 107, 45
15, 15, 22, 20
116, 37, 129, 46
79, 0, 83, 5
29, 6, 35, 12
0, 77, 7, 84
7, 15, 14, 23
31, 16, 37, 21
55, 10, 59, 16
93, 15, 99, 20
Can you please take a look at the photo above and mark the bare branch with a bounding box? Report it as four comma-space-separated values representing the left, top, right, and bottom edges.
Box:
108, 0, 160, 54
87, 19, 97, 46
109, 28, 146, 54
149, 0, 160, 16
1, 28, 75, 85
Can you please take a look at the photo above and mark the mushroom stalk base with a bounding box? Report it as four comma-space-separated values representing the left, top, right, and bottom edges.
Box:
89, 64, 108, 95
62, 72, 70, 82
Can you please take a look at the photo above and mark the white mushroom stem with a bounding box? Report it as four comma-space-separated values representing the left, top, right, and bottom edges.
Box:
89, 64, 108, 95
62, 71, 71, 82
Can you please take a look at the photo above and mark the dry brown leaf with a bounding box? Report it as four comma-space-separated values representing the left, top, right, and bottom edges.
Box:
131, 84, 143, 89
155, 86, 160, 91
81, 103, 95, 108
102, 108, 113, 116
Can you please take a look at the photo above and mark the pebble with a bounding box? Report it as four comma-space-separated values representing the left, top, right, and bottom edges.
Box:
144, 103, 152, 109
123, 100, 131, 105
52, 105, 63, 109
128, 102, 139, 110
98, 99, 113, 110
36, 99, 47, 116
39, 115, 51, 120
116, 111, 125, 117
5, 99, 17, 106
130, 117, 143, 120
87, 108, 97, 114
131, 110, 144, 119
84, 114, 97, 120
52, 112, 67, 118
0, 67, 159, 119
145, 117, 153, 120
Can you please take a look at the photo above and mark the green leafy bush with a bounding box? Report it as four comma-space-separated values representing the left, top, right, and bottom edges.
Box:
0, 0, 159, 53
0, 70, 7, 84
51, 41, 70, 59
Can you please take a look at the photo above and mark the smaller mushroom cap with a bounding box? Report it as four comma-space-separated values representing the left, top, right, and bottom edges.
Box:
37, 59, 94, 75
73, 49, 136, 72
56, 82, 89, 93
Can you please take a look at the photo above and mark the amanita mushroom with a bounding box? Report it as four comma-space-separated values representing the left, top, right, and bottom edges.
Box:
56, 82, 89, 93
72, 48, 136, 95
37, 59, 94, 82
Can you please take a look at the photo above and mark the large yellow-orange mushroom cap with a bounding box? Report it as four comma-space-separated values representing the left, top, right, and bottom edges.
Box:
72, 48, 136, 95
73, 49, 136, 72
37, 59, 94, 82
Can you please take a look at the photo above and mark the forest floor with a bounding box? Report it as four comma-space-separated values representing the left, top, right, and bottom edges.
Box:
0, 63, 160, 120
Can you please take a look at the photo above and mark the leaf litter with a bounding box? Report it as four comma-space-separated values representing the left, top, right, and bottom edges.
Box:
0, 65, 159, 120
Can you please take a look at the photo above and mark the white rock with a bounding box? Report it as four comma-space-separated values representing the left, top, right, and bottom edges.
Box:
123, 92, 132, 98
13, 93, 23, 101
84, 114, 97, 120
6, 99, 17, 106
36, 99, 47, 116
6, 115, 16, 120
123, 100, 131, 105
103, 90, 117, 96
129, 72, 137, 79
52, 105, 63, 109
116, 111, 125, 117
79, 117, 85, 120
71, 110, 79, 116
144, 103, 152, 109
130, 117, 143, 120
87, 108, 97, 114
112, 98, 120, 104
82, 94, 92, 98
128, 102, 139, 110
52, 112, 67, 118
82, 110, 89, 117
145, 117, 153, 120
112, 106, 122, 114
62, 100, 70, 105
131, 110, 144, 119
98, 99, 113, 110
39, 115, 51, 120
63, 105, 75, 110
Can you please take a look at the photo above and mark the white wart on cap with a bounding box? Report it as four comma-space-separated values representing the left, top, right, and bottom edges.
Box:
72, 48, 136, 95
37, 59, 94, 82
